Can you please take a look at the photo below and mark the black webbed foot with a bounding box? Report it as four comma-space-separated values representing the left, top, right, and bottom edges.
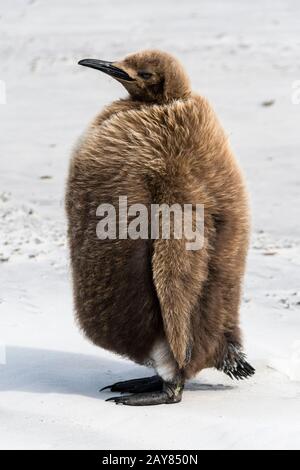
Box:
105, 380, 184, 406
100, 375, 163, 394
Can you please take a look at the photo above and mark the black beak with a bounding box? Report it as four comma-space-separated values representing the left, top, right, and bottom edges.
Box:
78, 59, 134, 82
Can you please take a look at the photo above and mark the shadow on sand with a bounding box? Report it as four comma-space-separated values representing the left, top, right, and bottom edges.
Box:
0, 346, 234, 399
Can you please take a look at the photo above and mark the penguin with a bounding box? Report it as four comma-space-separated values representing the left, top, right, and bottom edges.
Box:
66, 49, 255, 406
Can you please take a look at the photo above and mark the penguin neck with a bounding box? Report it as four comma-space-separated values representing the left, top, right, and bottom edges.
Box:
123, 93, 190, 108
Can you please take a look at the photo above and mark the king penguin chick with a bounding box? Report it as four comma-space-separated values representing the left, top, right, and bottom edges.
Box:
66, 49, 255, 406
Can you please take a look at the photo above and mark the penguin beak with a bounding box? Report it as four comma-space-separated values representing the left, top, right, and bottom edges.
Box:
78, 59, 134, 82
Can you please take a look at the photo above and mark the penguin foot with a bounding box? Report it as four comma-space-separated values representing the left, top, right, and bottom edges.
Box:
219, 343, 255, 380
100, 375, 163, 393
105, 380, 184, 406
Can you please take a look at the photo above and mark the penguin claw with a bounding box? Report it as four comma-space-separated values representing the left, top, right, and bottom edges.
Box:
99, 385, 112, 391
100, 375, 163, 394
106, 391, 182, 406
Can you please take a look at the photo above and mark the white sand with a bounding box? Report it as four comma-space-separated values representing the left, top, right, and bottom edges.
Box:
1, 0, 300, 450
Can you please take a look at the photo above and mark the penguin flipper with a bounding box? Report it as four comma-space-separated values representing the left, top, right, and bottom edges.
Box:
152, 237, 209, 369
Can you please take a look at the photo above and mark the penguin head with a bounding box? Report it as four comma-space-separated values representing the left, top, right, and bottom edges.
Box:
78, 50, 191, 103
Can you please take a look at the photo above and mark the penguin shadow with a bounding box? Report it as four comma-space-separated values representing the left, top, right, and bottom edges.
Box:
0, 346, 234, 399
0, 345, 137, 400
185, 382, 234, 392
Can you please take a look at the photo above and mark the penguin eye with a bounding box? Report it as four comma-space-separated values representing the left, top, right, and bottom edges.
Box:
138, 71, 152, 80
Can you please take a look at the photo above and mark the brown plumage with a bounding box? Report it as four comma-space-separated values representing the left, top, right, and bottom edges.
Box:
66, 49, 254, 406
